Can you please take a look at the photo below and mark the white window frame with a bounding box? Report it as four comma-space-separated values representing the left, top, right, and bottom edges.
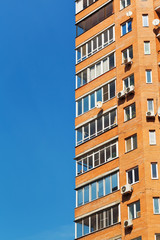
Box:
125, 134, 137, 153
76, 108, 117, 146
120, 0, 130, 10
149, 130, 156, 145
153, 197, 160, 214
151, 162, 158, 179
76, 80, 116, 116
124, 103, 136, 122
75, 204, 120, 238
76, 139, 118, 175
144, 41, 150, 55
122, 46, 133, 63
155, 234, 160, 240
147, 99, 154, 113
75, 0, 97, 14
76, 171, 119, 207
123, 74, 134, 90
145, 69, 152, 83
121, 20, 132, 36
76, 52, 115, 88
76, 25, 115, 64
76, 0, 83, 14
142, 14, 149, 27
76, 70, 88, 89
126, 166, 139, 185
128, 200, 141, 220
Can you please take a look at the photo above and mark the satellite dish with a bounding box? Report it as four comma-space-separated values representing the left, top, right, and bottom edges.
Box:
152, 19, 160, 26
126, 11, 132, 17
96, 101, 102, 109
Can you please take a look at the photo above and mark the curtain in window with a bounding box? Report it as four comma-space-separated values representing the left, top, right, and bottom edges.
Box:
90, 66, 95, 81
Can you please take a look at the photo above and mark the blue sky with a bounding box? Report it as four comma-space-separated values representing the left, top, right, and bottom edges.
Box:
0, 1, 75, 239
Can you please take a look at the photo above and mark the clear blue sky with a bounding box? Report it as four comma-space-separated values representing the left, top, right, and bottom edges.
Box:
0, 1, 75, 239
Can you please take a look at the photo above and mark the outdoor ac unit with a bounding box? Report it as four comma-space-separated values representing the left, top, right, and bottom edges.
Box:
146, 111, 155, 117
121, 184, 132, 195
124, 57, 133, 65
126, 85, 135, 94
117, 90, 125, 99
124, 219, 133, 229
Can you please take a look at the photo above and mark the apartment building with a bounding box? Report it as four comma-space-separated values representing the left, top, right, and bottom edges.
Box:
74, 0, 160, 239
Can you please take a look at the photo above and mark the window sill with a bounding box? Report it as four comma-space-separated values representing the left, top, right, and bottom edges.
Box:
125, 147, 137, 154
75, 66, 116, 90
76, 13, 114, 38
76, 96, 116, 118
75, 0, 98, 16
75, 40, 115, 66
124, 116, 136, 123
120, 30, 132, 38
131, 216, 141, 221
119, 4, 131, 12
129, 181, 139, 186
76, 156, 119, 177
75, 188, 120, 209
75, 221, 121, 240
152, 178, 159, 180
76, 124, 118, 147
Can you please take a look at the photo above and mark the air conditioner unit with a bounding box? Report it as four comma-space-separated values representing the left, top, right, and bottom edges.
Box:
146, 111, 155, 117
121, 184, 133, 195
117, 90, 125, 99
126, 85, 135, 94
124, 57, 133, 65
124, 219, 133, 229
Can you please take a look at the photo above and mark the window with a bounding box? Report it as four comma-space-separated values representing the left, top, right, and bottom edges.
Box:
127, 166, 139, 184
122, 46, 133, 63
76, 2, 113, 37
76, 171, 119, 206
120, 0, 130, 10
75, 204, 120, 238
76, 108, 117, 146
75, 0, 98, 14
151, 163, 158, 179
149, 130, 156, 145
123, 74, 134, 90
76, 139, 118, 175
76, 52, 115, 88
121, 20, 132, 36
128, 201, 141, 219
145, 70, 152, 83
76, 80, 116, 116
142, 14, 149, 27
147, 99, 154, 113
124, 103, 136, 121
76, 70, 87, 89
125, 134, 137, 152
144, 41, 150, 54
76, 26, 115, 64
155, 234, 160, 240
153, 198, 160, 214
